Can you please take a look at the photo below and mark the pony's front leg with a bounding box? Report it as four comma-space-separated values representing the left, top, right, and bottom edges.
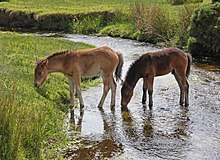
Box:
68, 78, 75, 108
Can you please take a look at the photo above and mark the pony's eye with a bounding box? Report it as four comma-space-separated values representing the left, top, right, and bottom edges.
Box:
37, 71, 42, 76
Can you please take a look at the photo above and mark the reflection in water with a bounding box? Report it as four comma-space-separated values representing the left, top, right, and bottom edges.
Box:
121, 106, 154, 140
121, 107, 138, 140
67, 108, 84, 134
143, 109, 154, 138
64, 107, 123, 160
174, 107, 190, 139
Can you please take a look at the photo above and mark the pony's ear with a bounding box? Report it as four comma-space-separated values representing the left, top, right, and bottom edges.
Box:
35, 59, 42, 65
45, 59, 48, 66
41, 59, 48, 68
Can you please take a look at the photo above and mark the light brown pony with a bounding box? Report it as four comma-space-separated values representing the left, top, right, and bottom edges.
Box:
34, 46, 124, 108
121, 48, 192, 109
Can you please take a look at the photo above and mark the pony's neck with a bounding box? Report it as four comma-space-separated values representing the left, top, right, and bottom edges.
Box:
46, 56, 65, 73
125, 76, 140, 89
124, 60, 143, 89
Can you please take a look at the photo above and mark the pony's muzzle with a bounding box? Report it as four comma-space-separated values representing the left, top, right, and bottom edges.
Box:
121, 105, 129, 112
121, 102, 127, 108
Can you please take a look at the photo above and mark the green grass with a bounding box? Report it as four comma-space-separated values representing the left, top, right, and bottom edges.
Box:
0, 0, 211, 14
0, 0, 135, 16
1, 0, 194, 16
0, 31, 94, 159
0, 0, 212, 43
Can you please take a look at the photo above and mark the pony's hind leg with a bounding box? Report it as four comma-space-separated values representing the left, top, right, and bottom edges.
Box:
68, 78, 75, 108
173, 73, 184, 106
185, 79, 189, 106
98, 75, 110, 108
174, 71, 189, 107
147, 76, 154, 109
142, 78, 148, 105
181, 78, 189, 107
110, 75, 117, 108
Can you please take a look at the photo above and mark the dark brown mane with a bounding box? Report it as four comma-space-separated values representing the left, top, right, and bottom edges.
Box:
46, 50, 71, 60
124, 55, 146, 84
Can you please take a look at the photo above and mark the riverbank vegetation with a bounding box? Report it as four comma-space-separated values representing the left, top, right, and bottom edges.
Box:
0, 32, 94, 159
2, 0, 219, 58
0, 0, 211, 44
188, 2, 220, 57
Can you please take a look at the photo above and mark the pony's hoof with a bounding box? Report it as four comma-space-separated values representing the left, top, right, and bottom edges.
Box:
179, 101, 184, 106
80, 104, 84, 108
121, 106, 129, 112
110, 104, 115, 108
110, 106, 115, 112
185, 103, 189, 107
98, 104, 103, 109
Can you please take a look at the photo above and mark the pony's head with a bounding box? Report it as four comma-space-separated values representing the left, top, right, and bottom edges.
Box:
34, 59, 49, 87
121, 82, 133, 107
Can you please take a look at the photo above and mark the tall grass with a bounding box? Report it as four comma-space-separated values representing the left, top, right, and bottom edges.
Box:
71, 13, 115, 34
132, 1, 177, 43
0, 32, 94, 159
174, 3, 200, 47
0, 82, 50, 159
132, 1, 202, 46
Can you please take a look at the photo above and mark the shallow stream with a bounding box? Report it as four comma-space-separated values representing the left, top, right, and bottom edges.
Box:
58, 34, 220, 160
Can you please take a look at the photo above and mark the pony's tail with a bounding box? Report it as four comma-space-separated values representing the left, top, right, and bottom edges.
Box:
115, 52, 124, 82
186, 53, 192, 79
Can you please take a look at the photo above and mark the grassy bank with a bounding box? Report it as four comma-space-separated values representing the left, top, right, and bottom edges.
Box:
0, 0, 148, 33
0, 0, 172, 15
0, 0, 133, 15
0, 0, 211, 47
0, 32, 95, 159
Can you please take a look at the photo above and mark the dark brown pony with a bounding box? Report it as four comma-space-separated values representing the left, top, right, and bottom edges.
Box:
34, 46, 123, 108
121, 48, 192, 108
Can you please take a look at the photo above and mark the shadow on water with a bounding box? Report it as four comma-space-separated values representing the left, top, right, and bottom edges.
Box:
52, 34, 220, 160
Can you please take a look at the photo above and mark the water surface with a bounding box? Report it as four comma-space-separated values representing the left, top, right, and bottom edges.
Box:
59, 34, 220, 160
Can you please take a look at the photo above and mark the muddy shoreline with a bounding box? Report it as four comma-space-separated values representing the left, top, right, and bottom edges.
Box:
0, 9, 115, 32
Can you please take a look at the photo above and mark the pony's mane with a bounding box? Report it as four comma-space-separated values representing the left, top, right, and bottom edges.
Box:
46, 50, 71, 60
125, 55, 145, 84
